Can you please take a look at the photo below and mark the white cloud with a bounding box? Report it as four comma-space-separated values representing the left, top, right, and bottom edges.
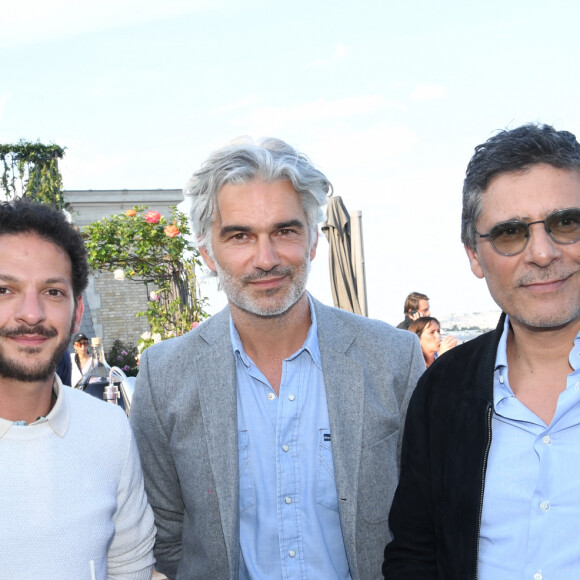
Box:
410, 84, 447, 102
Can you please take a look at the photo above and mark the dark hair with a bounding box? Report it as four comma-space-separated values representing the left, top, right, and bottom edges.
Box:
0, 199, 89, 298
403, 291, 429, 314
408, 316, 440, 338
462, 123, 580, 250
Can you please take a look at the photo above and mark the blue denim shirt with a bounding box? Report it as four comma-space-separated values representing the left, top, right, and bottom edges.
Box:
479, 316, 580, 580
231, 297, 351, 580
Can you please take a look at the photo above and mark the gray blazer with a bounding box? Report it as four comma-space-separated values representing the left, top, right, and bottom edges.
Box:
131, 297, 424, 580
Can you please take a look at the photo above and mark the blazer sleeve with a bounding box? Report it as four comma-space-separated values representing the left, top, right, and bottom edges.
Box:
130, 347, 184, 579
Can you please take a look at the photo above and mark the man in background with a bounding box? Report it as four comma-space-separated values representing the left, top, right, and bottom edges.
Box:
0, 199, 155, 578
396, 291, 430, 330
384, 123, 580, 579
131, 137, 424, 580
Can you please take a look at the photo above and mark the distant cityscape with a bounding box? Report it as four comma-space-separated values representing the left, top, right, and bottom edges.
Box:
439, 310, 502, 342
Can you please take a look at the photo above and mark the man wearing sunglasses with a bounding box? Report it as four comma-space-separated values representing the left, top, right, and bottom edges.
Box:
384, 124, 580, 580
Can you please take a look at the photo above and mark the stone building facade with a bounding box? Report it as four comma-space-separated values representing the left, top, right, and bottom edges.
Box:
65, 189, 183, 353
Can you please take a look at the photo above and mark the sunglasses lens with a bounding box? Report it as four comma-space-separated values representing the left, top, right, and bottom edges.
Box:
489, 221, 528, 255
546, 208, 580, 244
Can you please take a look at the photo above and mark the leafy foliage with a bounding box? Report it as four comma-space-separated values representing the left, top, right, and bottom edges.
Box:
84, 206, 208, 351
0, 141, 66, 208
107, 339, 139, 377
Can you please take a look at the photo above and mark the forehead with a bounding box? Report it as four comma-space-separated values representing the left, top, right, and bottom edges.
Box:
480, 164, 580, 224
0, 232, 72, 280
214, 179, 306, 228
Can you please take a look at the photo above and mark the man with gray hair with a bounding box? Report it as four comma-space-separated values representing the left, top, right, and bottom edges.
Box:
384, 124, 580, 579
131, 137, 424, 580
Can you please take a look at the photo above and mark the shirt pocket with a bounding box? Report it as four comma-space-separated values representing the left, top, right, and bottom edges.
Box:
238, 430, 256, 512
317, 428, 339, 511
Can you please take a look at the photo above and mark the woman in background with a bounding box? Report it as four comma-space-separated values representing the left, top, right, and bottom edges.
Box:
408, 316, 458, 368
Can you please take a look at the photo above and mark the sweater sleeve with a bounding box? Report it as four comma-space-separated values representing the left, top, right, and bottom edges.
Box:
107, 421, 157, 579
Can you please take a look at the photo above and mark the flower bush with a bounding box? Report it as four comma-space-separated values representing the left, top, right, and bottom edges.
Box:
84, 205, 208, 352
107, 339, 139, 377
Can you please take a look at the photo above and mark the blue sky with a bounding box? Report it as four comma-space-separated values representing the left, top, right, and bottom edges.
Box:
2, 0, 579, 323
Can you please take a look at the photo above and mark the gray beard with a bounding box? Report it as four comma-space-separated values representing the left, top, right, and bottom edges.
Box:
214, 259, 311, 318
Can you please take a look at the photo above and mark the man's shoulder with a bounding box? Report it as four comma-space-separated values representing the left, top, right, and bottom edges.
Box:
314, 299, 412, 338
65, 386, 129, 431
415, 322, 502, 403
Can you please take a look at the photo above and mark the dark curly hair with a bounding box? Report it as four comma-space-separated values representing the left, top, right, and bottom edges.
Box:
0, 199, 89, 298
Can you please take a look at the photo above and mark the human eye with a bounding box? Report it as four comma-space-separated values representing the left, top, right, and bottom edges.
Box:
0, 286, 12, 295
45, 288, 65, 297
548, 208, 580, 241
491, 221, 526, 240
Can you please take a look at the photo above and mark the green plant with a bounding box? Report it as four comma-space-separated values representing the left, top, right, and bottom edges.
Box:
107, 339, 139, 377
84, 206, 208, 352
0, 141, 66, 208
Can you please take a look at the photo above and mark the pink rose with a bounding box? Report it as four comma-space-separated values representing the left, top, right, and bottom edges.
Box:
144, 210, 161, 224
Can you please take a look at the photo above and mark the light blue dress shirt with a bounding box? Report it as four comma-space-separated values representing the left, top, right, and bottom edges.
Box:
479, 316, 580, 580
231, 298, 352, 580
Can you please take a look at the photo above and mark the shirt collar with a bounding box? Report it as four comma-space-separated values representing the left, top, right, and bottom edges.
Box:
230, 293, 322, 369
0, 375, 70, 438
493, 315, 580, 405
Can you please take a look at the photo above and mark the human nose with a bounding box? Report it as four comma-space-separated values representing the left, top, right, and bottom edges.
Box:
523, 221, 561, 266
15, 290, 46, 326
253, 236, 280, 271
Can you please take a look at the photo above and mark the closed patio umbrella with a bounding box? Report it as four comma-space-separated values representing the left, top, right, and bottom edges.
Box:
321, 196, 367, 316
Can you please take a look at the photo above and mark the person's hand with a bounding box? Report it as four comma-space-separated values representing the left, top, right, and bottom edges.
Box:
439, 335, 459, 355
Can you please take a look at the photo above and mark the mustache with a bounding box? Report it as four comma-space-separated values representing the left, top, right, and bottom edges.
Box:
240, 266, 294, 283
517, 269, 574, 286
0, 325, 58, 338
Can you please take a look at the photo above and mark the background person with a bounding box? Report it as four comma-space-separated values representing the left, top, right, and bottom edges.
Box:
396, 291, 430, 330
408, 316, 458, 367
70, 331, 91, 387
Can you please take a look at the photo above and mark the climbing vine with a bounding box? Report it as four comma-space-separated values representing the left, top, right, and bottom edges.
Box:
0, 141, 66, 208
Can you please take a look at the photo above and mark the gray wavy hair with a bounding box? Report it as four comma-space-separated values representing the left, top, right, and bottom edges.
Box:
183, 137, 332, 254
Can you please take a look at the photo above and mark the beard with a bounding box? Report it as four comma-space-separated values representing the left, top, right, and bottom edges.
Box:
0, 323, 73, 382
214, 254, 311, 318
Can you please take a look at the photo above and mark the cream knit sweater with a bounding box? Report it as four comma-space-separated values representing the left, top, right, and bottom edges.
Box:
0, 380, 156, 579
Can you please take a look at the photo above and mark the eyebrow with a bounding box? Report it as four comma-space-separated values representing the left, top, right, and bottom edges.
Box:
218, 219, 306, 238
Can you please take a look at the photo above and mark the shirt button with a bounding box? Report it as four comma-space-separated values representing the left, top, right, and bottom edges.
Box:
288, 394, 296, 401
534, 571, 542, 580
288, 550, 296, 558
267, 393, 275, 400
540, 501, 550, 511
542, 435, 552, 445
282, 444, 290, 452
285, 496, 292, 504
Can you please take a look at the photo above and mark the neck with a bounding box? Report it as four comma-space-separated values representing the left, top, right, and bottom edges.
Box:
230, 293, 312, 364
507, 317, 580, 370
0, 376, 55, 424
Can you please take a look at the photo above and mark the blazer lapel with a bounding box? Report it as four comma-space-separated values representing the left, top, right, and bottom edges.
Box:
196, 310, 240, 578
